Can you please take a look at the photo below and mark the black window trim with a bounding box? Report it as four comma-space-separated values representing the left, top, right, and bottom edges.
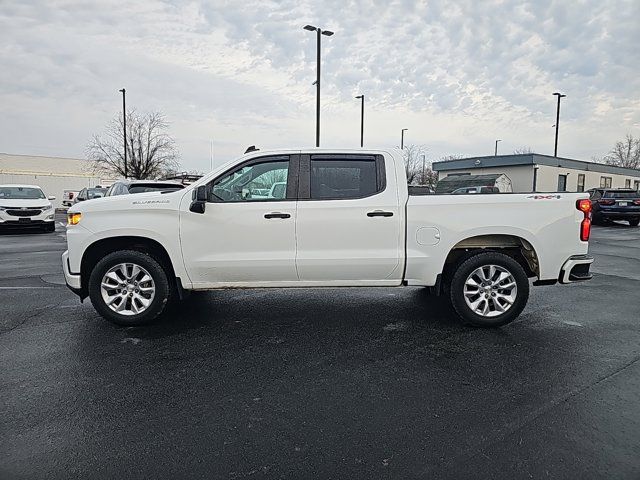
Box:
206, 154, 298, 203
297, 153, 387, 201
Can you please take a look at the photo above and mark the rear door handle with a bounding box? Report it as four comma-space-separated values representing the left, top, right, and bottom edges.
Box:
264, 212, 291, 219
367, 210, 394, 217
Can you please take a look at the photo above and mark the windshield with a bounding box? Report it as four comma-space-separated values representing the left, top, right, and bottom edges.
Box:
87, 188, 107, 199
128, 185, 184, 194
0, 186, 46, 200
604, 191, 638, 198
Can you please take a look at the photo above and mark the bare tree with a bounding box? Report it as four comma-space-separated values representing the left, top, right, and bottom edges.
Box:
87, 111, 179, 179
439, 154, 464, 161
513, 146, 533, 154
603, 134, 640, 169
403, 144, 426, 185
402, 144, 437, 187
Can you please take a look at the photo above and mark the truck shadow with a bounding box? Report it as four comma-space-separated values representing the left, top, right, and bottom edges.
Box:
138, 287, 464, 340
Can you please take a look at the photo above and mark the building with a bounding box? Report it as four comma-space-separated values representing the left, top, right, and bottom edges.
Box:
433, 154, 640, 193
0, 153, 116, 208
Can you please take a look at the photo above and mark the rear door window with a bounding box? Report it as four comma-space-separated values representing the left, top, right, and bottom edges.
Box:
308, 156, 384, 200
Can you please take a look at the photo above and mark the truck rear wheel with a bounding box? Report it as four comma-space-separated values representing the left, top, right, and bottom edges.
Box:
88, 250, 170, 326
449, 251, 529, 327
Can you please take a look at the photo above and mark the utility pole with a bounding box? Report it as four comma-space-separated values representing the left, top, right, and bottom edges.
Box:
355, 94, 364, 147
304, 25, 334, 147
553, 92, 566, 157
401, 128, 408, 149
421, 154, 426, 184
119, 88, 127, 178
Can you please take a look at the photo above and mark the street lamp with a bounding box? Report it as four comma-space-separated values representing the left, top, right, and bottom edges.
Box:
303, 25, 334, 147
119, 88, 127, 178
494, 139, 501, 156
553, 92, 566, 157
401, 128, 408, 149
355, 94, 364, 147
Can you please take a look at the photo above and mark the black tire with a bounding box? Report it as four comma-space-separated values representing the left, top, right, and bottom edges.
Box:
629, 218, 639, 227
591, 213, 602, 226
449, 251, 529, 328
88, 250, 170, 326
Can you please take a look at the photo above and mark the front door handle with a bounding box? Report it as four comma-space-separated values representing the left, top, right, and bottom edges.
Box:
264, 212, 291, 219
367, 210, 394, 217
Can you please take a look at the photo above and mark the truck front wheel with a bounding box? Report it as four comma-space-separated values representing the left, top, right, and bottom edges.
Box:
449, 251, 529, 327
88, 250, 170, 326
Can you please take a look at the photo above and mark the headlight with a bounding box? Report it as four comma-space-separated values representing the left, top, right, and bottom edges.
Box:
68, 212, 82, 225
42, 204, 53, 211
0, 206, 8, 211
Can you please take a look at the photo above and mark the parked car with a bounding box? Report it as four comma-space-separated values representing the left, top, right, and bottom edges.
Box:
587, 188, 640, 226
73, 187, 108, 205
451, 186, 500, 194
62, 189, 80, 207
0, 184, 56, 232
64, 149, 594, 328
105, 180, 185, 196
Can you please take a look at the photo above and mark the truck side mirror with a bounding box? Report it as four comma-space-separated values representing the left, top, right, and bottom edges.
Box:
190, 185, 208, 214
195, 185, 208, 202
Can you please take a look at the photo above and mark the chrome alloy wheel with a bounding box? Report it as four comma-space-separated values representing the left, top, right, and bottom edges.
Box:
463, 264, 517, 317
100, 263, 155, 316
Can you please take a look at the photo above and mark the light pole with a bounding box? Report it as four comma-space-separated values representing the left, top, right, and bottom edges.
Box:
401, 128, 408, 149
553, 92, 566, 157
355, 94, 364, 147
119, 88, 127, 178
304, 25, 334, 147
421, 154, 426, 184
494, 139, 501, 156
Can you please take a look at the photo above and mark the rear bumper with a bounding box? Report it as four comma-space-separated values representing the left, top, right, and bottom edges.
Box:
559, 255, 594, 284
596, 210, 640, 219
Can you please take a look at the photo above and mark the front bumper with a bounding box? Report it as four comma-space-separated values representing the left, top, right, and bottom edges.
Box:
62, 250, 82, 290
559, 255, 594, 284
0, 211, 55, 228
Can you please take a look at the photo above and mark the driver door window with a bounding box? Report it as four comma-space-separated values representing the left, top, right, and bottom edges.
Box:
211, 158, 290, 202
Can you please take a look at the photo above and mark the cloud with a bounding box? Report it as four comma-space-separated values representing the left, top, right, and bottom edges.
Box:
0, 0, 639, 170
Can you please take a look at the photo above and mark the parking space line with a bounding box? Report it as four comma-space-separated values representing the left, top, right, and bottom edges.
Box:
0, 286, 55, 289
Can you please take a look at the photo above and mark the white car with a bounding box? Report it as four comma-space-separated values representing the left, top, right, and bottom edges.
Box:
0, 184, 56, 233
63, 149, 594, 328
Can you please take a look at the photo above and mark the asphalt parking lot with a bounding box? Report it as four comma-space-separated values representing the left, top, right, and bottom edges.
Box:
1, 215, 639, 479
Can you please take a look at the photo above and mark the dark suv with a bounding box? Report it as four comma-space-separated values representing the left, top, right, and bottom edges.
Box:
587, 188, 640, 226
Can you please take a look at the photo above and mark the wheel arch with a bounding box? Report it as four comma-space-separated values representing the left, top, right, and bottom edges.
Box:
80, 236, 178, 295
439, 234, 540, 291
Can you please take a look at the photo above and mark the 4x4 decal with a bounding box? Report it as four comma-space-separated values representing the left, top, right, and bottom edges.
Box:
527, 195, 562, 199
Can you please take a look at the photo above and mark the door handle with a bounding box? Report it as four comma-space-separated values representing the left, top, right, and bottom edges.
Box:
264, 212, 291, 219
367, 210, 394, 217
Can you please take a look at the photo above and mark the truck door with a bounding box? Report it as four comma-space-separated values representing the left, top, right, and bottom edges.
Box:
180, 155, 299, 286
295, 153, 403, 284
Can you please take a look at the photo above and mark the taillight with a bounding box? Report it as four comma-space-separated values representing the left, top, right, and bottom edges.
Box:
598, 199, 615, 206
634, 199, 640, 206
69, 192, 74, 199
576, 199, 592, 242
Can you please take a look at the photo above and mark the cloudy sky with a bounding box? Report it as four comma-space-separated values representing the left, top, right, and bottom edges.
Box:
1, 0, 639, 171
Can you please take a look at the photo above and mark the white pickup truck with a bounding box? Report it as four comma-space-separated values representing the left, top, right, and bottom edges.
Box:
63, 149, 594, 328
